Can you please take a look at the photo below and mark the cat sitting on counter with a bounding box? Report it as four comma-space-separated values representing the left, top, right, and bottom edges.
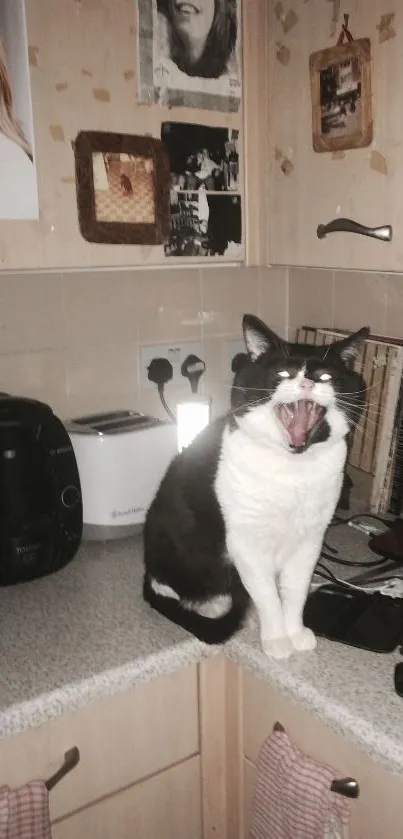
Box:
143, 314, 369, 659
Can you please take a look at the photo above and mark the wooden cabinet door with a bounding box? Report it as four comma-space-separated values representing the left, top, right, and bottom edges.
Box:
0, 666, 199, 822
268, 0, 403, 272
52, 756, 202, 839
242, 670, 403, 839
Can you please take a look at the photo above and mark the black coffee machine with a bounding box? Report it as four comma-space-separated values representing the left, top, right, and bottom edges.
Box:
0, 394, 83, 585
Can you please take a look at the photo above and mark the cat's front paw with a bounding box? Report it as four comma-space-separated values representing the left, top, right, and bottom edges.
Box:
289, 627, 317, 652
261, 636, 294, 659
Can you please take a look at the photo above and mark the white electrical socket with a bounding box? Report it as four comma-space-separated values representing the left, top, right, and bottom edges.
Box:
224, 338, 247, 383
140, 341, 204, 389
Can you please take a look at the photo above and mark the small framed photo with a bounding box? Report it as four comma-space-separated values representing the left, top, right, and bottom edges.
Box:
309, 38, 373, 153
74, 131, 170, 244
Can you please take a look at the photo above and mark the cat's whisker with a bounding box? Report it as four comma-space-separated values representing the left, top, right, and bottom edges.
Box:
343, 382, 383, 396
322, 342, 332, 361
230, 384, 276, 394
281, 340, 290, 360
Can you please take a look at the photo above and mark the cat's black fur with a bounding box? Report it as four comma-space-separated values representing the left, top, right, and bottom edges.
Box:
143, 315, 369, 643
143, 416, 250, 643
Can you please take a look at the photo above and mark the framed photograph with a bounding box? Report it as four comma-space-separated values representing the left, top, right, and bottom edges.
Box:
74, 131, 170, 245
309, 38, 373, 153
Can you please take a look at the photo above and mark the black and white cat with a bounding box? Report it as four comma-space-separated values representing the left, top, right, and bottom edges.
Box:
143, 314, 369, 659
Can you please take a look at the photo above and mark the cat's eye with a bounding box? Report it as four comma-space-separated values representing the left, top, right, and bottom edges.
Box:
278, 370, 290, 379
319, 372, 332, 382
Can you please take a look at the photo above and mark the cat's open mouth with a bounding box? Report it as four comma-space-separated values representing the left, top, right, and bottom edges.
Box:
275, 400, 326, 450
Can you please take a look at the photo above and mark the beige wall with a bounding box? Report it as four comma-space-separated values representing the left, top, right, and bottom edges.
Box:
3, 0, 252, 270
267, 0, 403, 273
287, 266, 402, 341
0, 266, 287, 421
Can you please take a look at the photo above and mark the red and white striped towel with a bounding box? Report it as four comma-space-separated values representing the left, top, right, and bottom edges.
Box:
250, 729, 350, 839
0, 781, 52, 839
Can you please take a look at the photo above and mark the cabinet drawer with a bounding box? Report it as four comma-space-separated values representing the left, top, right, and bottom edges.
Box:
242, 670, 403, 839
0, 666, 199, 821
52, 755, 202, 839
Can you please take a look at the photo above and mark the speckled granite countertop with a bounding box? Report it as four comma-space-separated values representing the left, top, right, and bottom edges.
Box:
1, 526, 403, 777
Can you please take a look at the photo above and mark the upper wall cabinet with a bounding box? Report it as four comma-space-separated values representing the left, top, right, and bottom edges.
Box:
268, 0, 403, 272
0, 0, 267, 271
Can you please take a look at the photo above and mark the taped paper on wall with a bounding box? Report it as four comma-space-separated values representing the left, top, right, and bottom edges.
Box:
137, 0, 242, 112
0, 0, 39, 219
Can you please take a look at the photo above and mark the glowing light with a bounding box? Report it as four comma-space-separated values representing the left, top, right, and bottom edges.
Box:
177, 399, 211, 453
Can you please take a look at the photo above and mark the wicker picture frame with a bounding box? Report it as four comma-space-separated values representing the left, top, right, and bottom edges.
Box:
74, 130, 170, 245
309, 38, 373, 153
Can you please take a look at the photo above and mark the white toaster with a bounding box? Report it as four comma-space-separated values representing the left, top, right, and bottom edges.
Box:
64, 410, 178, 541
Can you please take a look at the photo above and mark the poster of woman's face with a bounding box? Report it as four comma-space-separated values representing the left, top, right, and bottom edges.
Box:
0, 0, 39, 220
137, 0, 241, 112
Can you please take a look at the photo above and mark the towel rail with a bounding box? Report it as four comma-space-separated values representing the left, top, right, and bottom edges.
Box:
273, 722, 359, 799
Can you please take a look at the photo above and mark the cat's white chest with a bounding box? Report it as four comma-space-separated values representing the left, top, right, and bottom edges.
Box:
215, 426, 346, 548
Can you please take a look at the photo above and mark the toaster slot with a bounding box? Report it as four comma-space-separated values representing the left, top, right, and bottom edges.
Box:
90, 416, 163, 433
73, 410, 139, 426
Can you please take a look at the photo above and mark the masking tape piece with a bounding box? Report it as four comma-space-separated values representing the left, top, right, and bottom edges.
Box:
281, 157, 294, 175
49, 125, 65, 142
370, 150, 388, 175
93, 88, 110, 102
28, 46, 39, 66
377, 13, 396, 43
276, 42, 291, 65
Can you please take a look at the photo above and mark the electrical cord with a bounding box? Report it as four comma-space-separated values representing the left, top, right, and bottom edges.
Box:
321, 511, 392, 567
314, 561, 401, 592
157, 383, 176, 423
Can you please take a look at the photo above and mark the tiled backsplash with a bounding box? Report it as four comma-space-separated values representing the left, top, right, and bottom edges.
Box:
0, 266, 286, 421
1, 265, 402, 422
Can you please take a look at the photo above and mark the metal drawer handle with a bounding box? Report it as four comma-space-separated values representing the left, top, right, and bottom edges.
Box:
46, 746, 80, 791
273, 722, 359, 799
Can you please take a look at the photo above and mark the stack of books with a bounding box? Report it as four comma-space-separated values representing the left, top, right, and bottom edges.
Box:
296, 326, 403, 515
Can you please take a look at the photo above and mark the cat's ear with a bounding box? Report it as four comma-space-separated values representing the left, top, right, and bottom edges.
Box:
242, 314, 282, 360
336, 326, 370, 368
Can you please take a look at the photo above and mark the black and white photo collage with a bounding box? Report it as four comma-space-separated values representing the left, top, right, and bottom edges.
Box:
161, 122, 242, 259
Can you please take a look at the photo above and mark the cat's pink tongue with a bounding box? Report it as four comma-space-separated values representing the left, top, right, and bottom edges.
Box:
280, 400, 319, 448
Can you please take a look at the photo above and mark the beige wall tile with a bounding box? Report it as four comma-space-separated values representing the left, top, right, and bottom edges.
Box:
61, 270, 139, 346
201, 266, 259, 337
0, 273, 63, 354
64, 341, 140, 417
386, 275, 403, 340
289, 268, 334, 332
0, 350, 67, 416
334, 271, 387, 335
258, 266, 288, 337
135, 269, 202, 344
202, 337, 233, 419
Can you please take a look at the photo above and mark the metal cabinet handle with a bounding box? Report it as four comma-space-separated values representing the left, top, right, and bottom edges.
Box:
317, 218, 392, 242
45, 746, 80, 791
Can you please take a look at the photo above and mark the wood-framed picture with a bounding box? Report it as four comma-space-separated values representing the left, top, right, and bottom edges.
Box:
74, 131, 170, 244
309, 38, 373, 153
